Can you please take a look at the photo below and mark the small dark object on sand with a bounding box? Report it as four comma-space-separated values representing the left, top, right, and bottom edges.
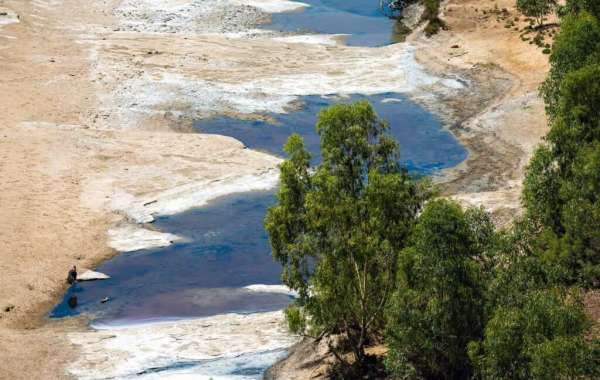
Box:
68, 296, 78, 308
67, 265, 77, 284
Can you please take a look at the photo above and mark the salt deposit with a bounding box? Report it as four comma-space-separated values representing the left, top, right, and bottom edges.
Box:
77, 270, 111, 281
244, 284, 298, 297
272, 34, 343, 46
0, 9, 20, 26
99, 44, 463, 130
107, 223, 182, 252
234, 0, 308, 13
109, 168, 280, 223
68, 311, 298, 379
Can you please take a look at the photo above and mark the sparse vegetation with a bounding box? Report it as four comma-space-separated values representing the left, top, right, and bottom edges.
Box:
516, 0, 557, 28
421, 0, 446, 36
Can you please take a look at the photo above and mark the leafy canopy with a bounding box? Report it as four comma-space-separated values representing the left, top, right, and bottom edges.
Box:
540, 12, 600, 118
517, 0, 557, 26
469, 289, 597, 380
561, 0, 600, 19
265, 101, 429, 373
524, 63, 600, 286
385, 199, 488, 380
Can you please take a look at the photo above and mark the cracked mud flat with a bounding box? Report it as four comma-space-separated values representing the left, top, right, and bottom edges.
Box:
0, 0, 550, 378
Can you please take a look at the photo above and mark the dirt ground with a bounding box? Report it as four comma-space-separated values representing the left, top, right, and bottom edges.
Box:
411, 0, 551, 224
0, 1, 278, 378
1, 2, 112, 378
0, 0, 562, 378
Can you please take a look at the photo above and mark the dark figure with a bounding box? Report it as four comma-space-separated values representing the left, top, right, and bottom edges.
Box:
67, 265, 77, 285
68, 295, 78, 309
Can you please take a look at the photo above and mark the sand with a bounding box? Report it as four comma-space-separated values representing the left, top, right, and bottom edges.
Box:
0, 0, 554, 378
0, 1, 279, 378
410, 0, 551, 224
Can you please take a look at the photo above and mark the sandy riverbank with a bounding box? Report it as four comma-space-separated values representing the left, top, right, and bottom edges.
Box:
0, 1, 280, 378
413, 0, 549, 225
0, 0, 549, 378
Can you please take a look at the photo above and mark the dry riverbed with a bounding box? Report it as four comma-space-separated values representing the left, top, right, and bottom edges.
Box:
0, 0, 550, 378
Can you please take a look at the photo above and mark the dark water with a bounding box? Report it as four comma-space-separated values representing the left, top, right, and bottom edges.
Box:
51, 93, 466, 324
196, 93, 467, 173
51, 192, 291, 325
265, 0, 405, 47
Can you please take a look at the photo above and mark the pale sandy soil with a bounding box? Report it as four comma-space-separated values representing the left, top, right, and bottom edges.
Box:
0, 1, 278, 378
411, 0, 551, 224
0, 0, 552, 378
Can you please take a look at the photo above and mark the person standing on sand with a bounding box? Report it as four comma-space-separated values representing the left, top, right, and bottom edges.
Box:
67, 265, 77, 285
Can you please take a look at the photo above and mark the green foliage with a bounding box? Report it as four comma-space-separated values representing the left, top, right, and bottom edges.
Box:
560, 0, 600, 19
522, 145, 561, 230
484, 220, 556, 311
265, 8, 600, 373
548, 64, 600, 162
422, 0, 439, 17
284, 304, 307, 335
469, 289, 598, 379
265, 101, 429, 373
424, 17, 446, 37
421, 0, 446, 37
506, 13, 600, 379
516, 0, 557, 27
540, 13, 600, 119
546, 144, 600, 286
385, 199, 487, 379
525, 10, 600, 286
524, 64, 600, 286
530, 336, 598, 379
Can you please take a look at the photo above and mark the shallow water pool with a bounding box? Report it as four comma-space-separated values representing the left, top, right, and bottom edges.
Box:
51, 191, 290, 325
51, 93, 466, 325
196, 93, 467, 173
265, 0, 406, 46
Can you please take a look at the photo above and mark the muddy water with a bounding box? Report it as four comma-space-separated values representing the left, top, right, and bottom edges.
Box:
266, 0, 405, 46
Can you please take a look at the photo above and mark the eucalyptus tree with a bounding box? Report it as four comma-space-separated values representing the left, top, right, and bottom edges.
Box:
525, 63, 600, 286
561, 0, 600, 19
516, 0, 558, 27
469, 289, 597, 379
265, 101, 429, 374
385, 199, 488, 380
